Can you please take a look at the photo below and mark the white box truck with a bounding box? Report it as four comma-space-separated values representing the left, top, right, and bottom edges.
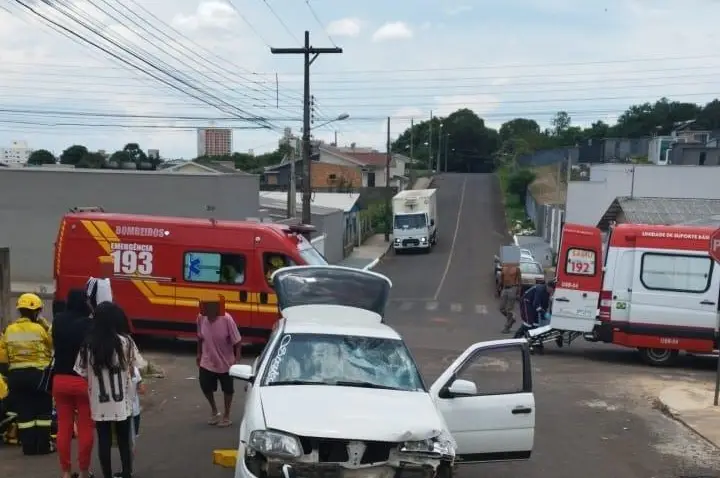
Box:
392, 188, 437, 252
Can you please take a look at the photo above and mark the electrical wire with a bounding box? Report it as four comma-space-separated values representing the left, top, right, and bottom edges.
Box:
259, 0, 300, 43
8, 53, 720, 76
4, 75, 719, 102
12, 0, 278, 130
0, 119, 268, 130
224, 0, 272, 47
303, 0, 335, 46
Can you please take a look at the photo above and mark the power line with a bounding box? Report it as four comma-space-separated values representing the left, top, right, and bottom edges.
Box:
0, 119, 268, 129
4, 76, 719, 102
8, 53, 720, 76
8, 63, 720, 88
259, 0, 300, 43
303, 0, 335, 46
0, 107, 302, 121
224, 0, 272, 47
13, 0, 279, 130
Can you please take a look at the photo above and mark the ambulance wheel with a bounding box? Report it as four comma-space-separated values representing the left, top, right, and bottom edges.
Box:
638, 348, 679, 367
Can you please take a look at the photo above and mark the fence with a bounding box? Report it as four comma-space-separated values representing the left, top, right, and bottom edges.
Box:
525, 191, 564, 253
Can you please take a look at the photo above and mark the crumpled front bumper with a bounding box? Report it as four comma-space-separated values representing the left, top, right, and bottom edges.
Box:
273, 461, 436, 478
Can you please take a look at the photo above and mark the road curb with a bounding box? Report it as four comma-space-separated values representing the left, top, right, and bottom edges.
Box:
654, 397, 720, 450
363, 242, 392, 271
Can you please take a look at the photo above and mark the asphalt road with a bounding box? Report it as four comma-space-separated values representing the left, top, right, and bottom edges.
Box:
2, 172, 719, 478
374, 173, 720, 478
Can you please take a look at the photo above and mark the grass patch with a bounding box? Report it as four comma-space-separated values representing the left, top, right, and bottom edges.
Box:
497, 164, 536, 233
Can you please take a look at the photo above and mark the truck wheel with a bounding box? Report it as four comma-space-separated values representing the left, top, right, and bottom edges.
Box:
638, 348, 679, 367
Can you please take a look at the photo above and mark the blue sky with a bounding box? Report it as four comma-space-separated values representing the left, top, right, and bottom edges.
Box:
2, 0, 720, 159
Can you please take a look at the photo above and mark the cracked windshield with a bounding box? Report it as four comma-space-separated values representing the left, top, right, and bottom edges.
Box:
1, 1, 720, 478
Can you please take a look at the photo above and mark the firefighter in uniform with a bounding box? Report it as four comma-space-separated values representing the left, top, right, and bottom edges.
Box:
0, 293, 55, 455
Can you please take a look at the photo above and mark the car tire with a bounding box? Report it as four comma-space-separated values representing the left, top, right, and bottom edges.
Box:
436, 463, 454, 478
638, 348, 679, 367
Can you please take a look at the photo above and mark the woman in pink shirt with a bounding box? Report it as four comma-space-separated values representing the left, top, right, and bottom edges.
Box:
196, 303, 242, 428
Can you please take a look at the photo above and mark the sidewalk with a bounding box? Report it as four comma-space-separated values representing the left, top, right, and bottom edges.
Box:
338, 234, 391, 270
412, 176, 433, 189
658, 383, 720, 449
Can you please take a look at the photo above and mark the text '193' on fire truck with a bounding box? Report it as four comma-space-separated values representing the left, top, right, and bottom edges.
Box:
52, 208, 327, 344
534, 222, 720, 366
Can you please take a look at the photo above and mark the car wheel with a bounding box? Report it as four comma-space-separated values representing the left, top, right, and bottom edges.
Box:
638, 348, 679, 367
436, 463, 454, 478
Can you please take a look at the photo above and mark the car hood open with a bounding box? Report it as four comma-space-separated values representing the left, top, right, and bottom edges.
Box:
259, 385, 445, 442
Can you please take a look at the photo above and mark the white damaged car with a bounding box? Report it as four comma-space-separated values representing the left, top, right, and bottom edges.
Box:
230, 265, 535, 478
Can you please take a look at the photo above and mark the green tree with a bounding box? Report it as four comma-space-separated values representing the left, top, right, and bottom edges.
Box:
76, 152, 107, 169
550, 111, 571, 135
123, 143, 148, 165
27, 149, 56, 165
60, 145, 89, 166
499, 118, 540, 142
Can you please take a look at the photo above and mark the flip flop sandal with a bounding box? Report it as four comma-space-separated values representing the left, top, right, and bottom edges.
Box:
217, 418, 233, 428
208, 413, 222, 425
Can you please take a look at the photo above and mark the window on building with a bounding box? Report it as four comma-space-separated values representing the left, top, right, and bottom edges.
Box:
565, 248, 596, 276
640, 253, 712, 293
183, 252, 247, 284
328, 173, 337, 180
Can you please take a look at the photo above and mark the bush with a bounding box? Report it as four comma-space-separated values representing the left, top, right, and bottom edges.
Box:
506, 168, 536, 204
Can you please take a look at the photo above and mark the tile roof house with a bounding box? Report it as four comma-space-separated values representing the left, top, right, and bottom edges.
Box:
160, 160, 250, 174
317, 145, 408, 188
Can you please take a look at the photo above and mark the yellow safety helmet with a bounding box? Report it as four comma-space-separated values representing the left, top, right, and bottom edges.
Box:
270, 256, 285, 268
16, 293, 44, 311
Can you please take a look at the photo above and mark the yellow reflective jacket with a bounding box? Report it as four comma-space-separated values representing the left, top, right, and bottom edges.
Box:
37, 316, 51, 333
0, 318, 53, 370
0, 373, 7, 400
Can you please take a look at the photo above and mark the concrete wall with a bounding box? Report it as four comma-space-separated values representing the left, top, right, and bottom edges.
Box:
0, 168, 260, 283
566, 164, 720, 226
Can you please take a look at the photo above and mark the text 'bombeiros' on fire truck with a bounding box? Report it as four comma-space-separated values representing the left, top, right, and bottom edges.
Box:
53, 208, 327, 344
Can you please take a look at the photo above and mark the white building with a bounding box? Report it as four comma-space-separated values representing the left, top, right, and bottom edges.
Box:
1, 140, 33, 165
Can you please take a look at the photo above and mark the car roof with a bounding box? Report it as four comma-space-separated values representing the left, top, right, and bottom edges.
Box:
281, 315, 402, 340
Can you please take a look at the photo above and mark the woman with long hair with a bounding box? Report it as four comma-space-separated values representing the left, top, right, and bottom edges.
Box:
52, 289, 94, 478
74, 302, 146, 478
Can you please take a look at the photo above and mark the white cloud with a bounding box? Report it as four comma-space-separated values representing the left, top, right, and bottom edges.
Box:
372, 22, 413, 42
445, 5, 473, 15
172, 1, 237, 31
326, 18, 362, 37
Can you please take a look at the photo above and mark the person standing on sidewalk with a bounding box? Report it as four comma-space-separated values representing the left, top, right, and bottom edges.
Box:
75, 302, 146, 478
499, 263, 522, 333
52, 289, 95, 478
197, 302, 242, 428
0, 293, 55, 456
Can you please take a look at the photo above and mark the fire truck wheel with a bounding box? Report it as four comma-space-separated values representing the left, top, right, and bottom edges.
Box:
638, 348, 679, 367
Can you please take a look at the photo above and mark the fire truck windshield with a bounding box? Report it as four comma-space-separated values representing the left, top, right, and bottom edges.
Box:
299, 245, 327, 265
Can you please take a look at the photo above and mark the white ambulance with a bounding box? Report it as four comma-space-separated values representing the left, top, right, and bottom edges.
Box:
550, 222, 719, 366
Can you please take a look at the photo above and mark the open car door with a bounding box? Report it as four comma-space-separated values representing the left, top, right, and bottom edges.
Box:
552, 223, 604, 333
430, 339, 534, 463
271, 266, 393, 322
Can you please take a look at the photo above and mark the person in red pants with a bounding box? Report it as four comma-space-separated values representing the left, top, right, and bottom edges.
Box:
52, 289, 95, 478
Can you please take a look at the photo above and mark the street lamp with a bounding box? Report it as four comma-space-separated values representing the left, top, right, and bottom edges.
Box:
289, 113, 350, 219
312, 113, 350, 131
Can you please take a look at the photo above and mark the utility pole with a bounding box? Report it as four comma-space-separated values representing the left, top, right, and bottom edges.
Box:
428, 111, 433, 171
287, 138, 300, 218
436, 123, 442, 173
444, 133, 449, 172
334, 130, 338, 146
271, 31, 342, 226
409, 118, 414, 163
385, 117, 391, 242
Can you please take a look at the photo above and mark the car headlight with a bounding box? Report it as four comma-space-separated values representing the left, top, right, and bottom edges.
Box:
401, 437, 454, 457
421, 237, 427, 242
248, 430, 303, 458
394, 238, 400, 243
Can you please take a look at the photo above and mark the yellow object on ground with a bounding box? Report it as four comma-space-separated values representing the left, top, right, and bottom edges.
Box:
213, 449, 238, 468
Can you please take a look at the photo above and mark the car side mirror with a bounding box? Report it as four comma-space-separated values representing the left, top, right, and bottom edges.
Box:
447, 379, 477, 397
229, 364, 255, 383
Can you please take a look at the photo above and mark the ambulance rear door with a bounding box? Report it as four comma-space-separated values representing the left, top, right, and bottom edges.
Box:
552, 224, 603, 333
